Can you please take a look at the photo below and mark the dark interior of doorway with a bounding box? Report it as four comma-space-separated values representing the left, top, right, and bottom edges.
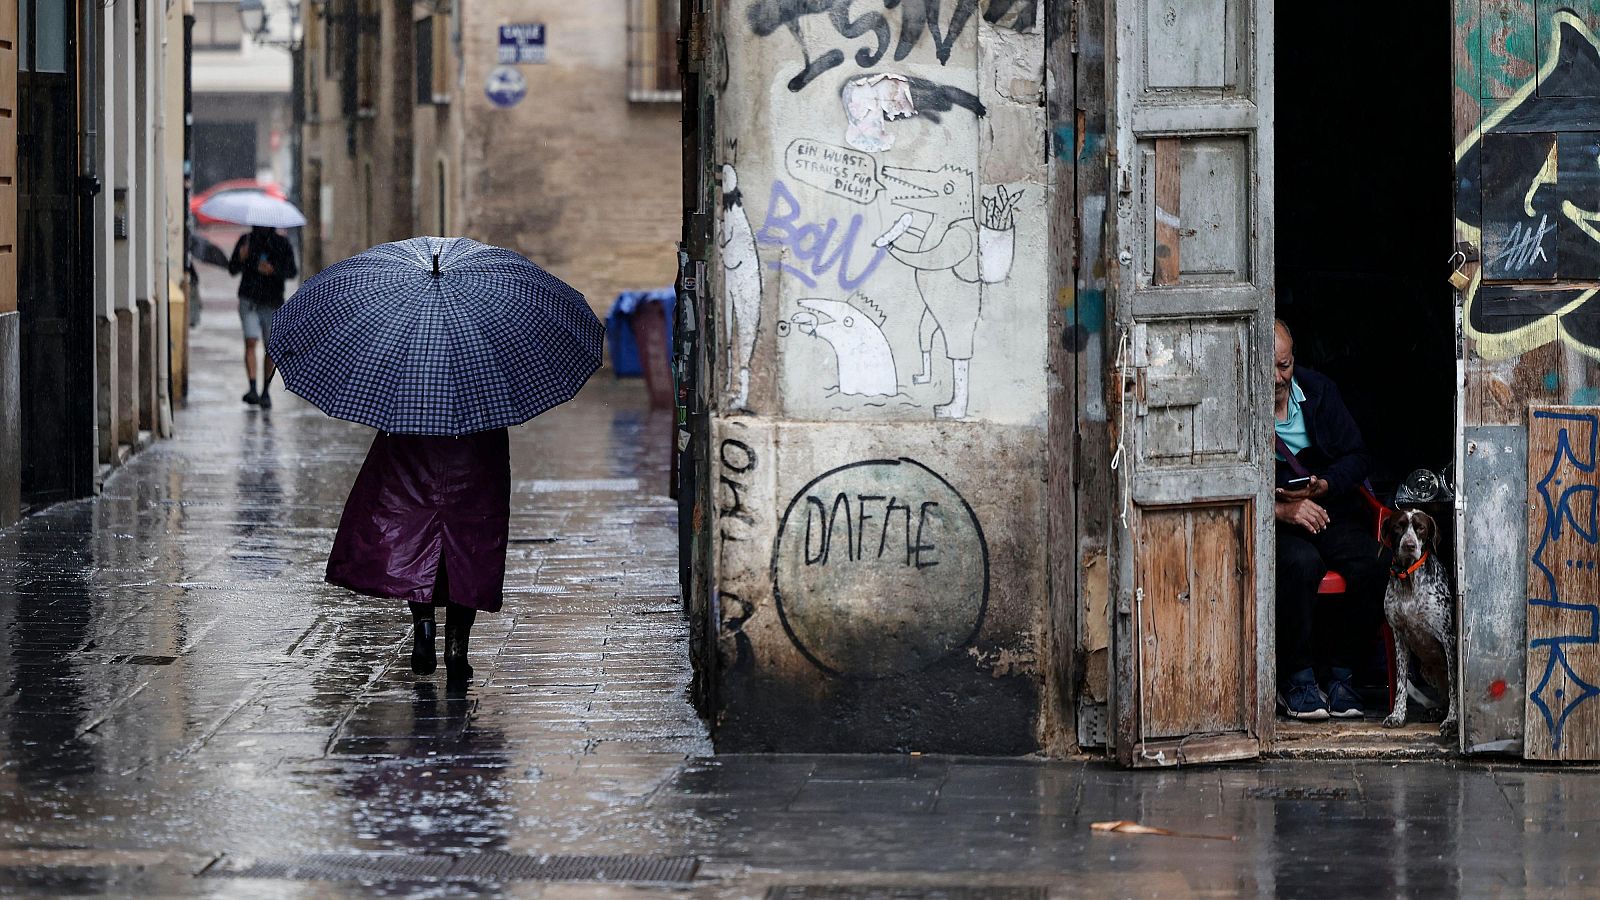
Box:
1272, 6, 1455, 748
1275, 7, 1456, 497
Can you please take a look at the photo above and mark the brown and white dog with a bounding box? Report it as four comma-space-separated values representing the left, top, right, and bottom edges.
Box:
1381, 509, 1457, 738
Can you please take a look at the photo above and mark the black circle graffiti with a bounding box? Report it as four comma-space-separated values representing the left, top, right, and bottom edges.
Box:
769, 457, 989, 679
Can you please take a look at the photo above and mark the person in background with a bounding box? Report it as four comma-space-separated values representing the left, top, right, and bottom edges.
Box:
228, 225, 298, 409
1272, 318, 1386, 722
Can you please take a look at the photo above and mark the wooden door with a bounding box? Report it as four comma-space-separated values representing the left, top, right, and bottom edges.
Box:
1105, 0, 1275, 767
18, 0, 92, 504
1452, 4, 1600, 760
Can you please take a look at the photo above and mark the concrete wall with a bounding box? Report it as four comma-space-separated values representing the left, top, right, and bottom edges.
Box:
457, 1, 682, 314
166, 0, 189, 406
706, 2, 1048, 752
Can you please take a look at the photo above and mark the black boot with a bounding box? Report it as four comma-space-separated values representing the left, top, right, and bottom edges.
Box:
409, 602, 437, 675
444, 604, 476, 684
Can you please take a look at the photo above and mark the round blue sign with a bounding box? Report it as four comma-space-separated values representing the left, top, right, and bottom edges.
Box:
485, 66, 527, 109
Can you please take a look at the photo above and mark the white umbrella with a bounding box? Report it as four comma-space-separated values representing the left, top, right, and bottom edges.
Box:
198, 191, 306, 228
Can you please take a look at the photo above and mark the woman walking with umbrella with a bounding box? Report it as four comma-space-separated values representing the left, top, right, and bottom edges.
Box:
268, 237, 604, 683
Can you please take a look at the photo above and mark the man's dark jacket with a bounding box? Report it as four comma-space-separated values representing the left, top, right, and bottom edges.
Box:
228, 228, 298, 306
1276, 365, 1374, 518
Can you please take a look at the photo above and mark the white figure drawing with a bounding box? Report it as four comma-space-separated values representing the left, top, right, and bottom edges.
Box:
719, 164, 763, 410
873, 166, 1019, 419
791, 294, 898, 396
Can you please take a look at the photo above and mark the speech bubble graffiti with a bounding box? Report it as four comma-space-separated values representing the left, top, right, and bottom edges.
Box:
783, 139, 886, 205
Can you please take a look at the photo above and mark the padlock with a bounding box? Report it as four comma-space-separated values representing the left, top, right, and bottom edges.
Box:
1447, 251, 1470, 291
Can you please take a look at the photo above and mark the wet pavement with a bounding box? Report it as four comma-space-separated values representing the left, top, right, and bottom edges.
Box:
2, 266, 1600, 898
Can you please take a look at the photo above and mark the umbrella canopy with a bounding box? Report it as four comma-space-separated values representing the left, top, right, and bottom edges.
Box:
197, 191, 306, 228
267, 236, 604, 436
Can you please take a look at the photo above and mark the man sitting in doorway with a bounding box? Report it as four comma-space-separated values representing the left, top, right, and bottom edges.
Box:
1272, 319, 1386, 721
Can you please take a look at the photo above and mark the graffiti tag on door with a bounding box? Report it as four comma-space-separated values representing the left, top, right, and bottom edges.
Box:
1525, 408, 1600, 759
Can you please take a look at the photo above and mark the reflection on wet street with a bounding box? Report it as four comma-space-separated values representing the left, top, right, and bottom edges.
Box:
3, 271, 1600, 897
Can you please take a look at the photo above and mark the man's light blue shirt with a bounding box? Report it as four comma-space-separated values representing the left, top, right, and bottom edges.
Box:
1275, 378, 1309, 458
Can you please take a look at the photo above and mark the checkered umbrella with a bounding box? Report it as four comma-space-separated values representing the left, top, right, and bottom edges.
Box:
267, 237, 603, 436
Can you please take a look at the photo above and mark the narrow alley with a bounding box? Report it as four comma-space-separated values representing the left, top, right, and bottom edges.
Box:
1, 273, 1598, 898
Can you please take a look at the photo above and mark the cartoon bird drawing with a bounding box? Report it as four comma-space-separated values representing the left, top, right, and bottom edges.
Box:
791, 294, 898, 396
873, 165, 1018, 419
719, 164, 763, 411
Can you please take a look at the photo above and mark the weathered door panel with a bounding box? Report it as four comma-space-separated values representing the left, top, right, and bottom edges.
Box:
1523, 407, 1600, 761
1135, 502, 1253, 739
1107, 0, 1274, 767
1460, 427, 1529, 753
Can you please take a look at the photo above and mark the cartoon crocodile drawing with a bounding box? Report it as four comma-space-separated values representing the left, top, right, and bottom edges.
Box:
791, 294, 898, 396
873, 165, 1017, 418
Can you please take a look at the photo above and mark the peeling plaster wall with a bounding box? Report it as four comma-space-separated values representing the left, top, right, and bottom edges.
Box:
709, 1, 1047, 753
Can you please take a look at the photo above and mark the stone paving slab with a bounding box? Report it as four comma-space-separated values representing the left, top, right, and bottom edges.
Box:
2, 272, 1600, 897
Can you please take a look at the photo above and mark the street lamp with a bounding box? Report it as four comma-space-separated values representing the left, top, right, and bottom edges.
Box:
240, 0, 304, 51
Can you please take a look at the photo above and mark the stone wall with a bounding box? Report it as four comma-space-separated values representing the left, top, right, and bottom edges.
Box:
456, 1, 682, 314
707, 1, 1048, 752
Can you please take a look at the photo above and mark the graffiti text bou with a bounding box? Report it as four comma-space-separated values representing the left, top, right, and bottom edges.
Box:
757, 180, 888, 291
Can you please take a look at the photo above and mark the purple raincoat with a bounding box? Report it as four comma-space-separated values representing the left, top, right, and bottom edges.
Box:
326, 429, 510, 612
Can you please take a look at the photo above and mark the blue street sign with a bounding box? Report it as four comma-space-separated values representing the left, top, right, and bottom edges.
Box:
485, 66, 527, 109
498, 23, 547, 64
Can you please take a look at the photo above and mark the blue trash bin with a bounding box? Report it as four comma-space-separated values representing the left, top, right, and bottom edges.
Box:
606, 288, 676, 377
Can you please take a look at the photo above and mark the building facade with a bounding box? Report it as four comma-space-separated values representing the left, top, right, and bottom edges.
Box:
298, 0, 682, 315
190, 0, 295, 192
2, 0, 187, 527
681, 1, 1600, 765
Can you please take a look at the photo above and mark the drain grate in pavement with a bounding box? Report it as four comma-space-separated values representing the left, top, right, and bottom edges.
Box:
766, 888, 1047, 900
205, 853, 698, 884
450, 852, 698, 882
1245, 786, 1352, 800
213, 854, 454, 880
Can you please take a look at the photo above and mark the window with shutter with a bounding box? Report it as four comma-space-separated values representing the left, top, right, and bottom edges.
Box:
626, 0, 680, 102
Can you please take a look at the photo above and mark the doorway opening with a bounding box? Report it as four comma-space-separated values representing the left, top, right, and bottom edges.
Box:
1272, 5, 1457, 753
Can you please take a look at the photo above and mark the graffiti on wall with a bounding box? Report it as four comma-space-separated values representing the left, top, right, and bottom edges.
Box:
791, 294, 901, 396
1459, 11, 1600, 362
717, 435, 762, 672
770, 458, 989, 678
721, 165, 765, 411
874, 166, 1018, 418
1526, 409, 1600, 754
747, 0, 1037, 92
757, 178, 891, 292
719, 2, 1039, 419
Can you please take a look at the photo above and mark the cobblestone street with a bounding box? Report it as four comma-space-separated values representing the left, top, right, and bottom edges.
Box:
2, 270, 1599, 898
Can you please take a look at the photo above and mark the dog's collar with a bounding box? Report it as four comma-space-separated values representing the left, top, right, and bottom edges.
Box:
1392, 551, 1429, 581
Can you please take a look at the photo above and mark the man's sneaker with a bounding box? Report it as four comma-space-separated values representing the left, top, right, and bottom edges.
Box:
1326, 668, 1364, 719
1278, 668, 1329, 720
259, 391, 273, 410
242, 389, 260, 405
